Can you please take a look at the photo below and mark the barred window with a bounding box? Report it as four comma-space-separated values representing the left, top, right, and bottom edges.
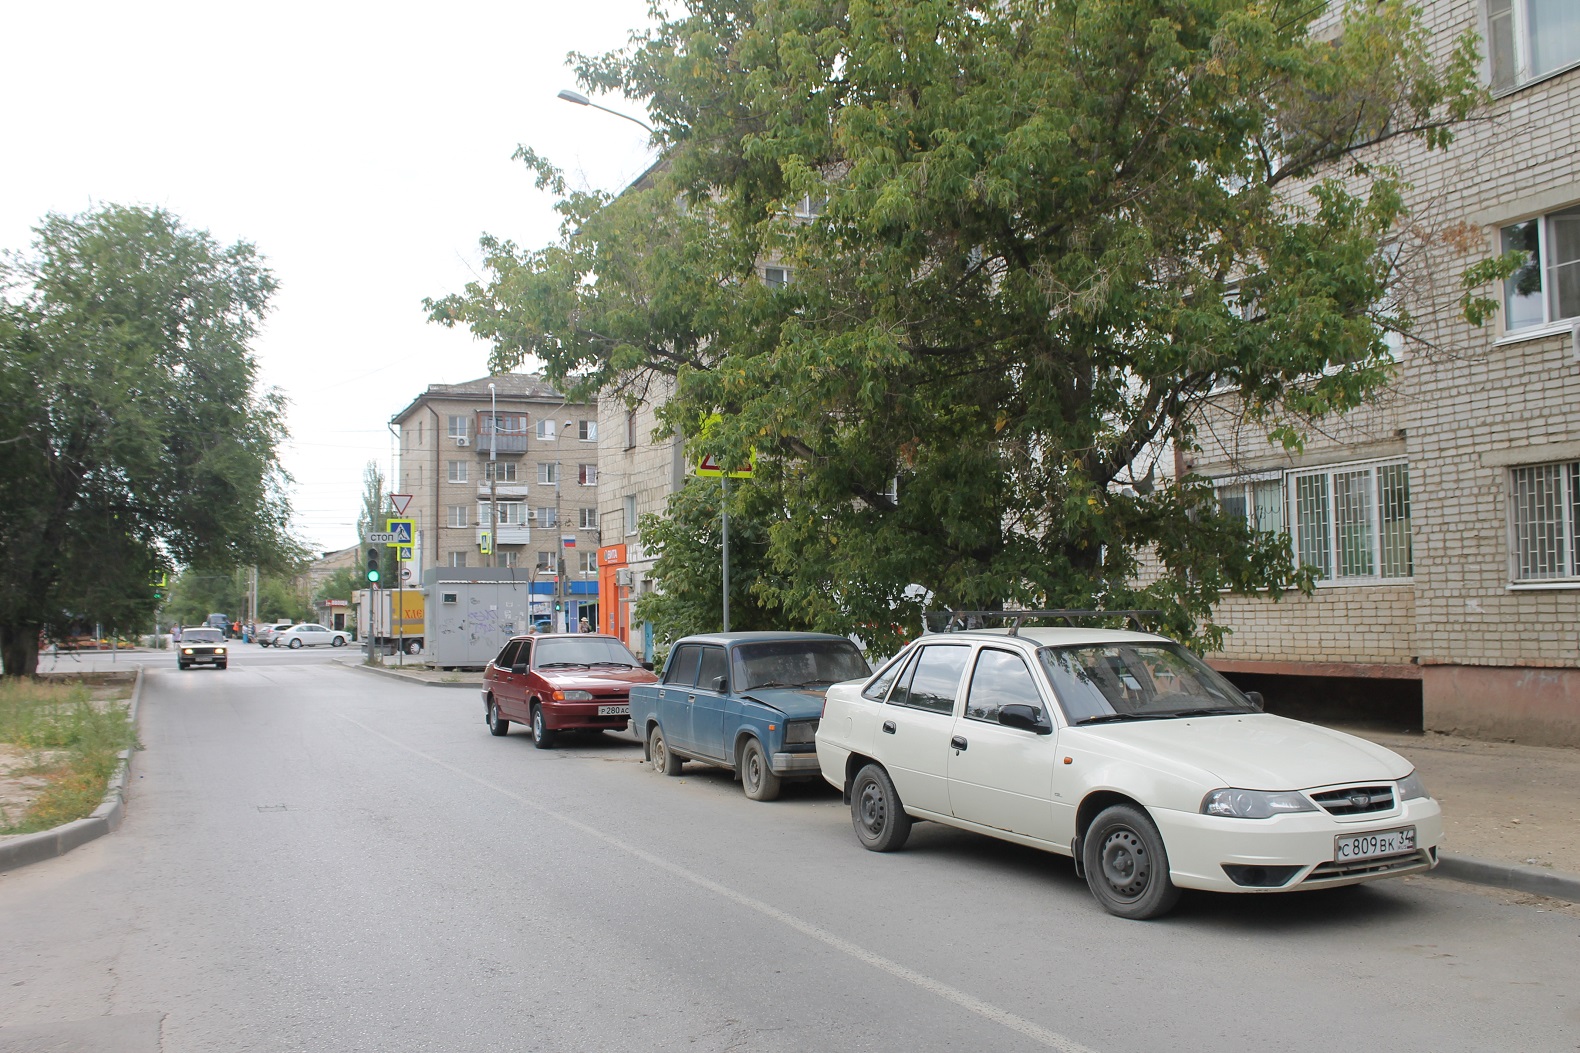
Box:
1289, 461, 1412, 582
1511, 461, 1580, 581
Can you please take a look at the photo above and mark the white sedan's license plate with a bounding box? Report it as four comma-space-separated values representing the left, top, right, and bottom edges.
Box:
1335, 827, 1416, 862
597, 704, 630, 716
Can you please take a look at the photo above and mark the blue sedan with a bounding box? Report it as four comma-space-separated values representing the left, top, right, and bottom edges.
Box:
627, 632, 872, 800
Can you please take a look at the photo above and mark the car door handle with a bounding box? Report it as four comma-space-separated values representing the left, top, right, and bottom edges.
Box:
951, 735, 968, 751
687, 695, 696, 704
882, 720, 896, 734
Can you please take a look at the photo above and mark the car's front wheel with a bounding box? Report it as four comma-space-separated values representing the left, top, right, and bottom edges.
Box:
331, 636, 345, 647
288, 638, 303, 649
850, 763, 911, 852
486, 697, 509, 736
649, 725, 682, 775
406, 640, 421, 655
1082, 803, 1181, 920
530, 704, 556, 749
740, 739, 782, 802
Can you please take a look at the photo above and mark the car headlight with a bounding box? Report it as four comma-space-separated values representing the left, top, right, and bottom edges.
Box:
552, 689, 594, 701
216, 647, 226, 654
182, 648, 193, 655
1397, 770, 1430, 801
1202, 788, 1318, 819
783, 720, 819, 745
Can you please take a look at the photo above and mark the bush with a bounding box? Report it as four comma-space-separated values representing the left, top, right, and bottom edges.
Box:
0, 679, 137, 835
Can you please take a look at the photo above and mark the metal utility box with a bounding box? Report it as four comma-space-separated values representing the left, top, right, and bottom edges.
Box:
422, 569, 537, 669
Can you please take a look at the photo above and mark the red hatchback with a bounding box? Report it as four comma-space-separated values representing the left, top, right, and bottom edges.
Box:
482, 633, 657, 749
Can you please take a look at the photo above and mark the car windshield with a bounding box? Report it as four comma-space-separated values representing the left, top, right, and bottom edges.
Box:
734, 639, 871, 691
533, 637, 643, 669
184, 629, 223, 643
1037, 643, 1256, 724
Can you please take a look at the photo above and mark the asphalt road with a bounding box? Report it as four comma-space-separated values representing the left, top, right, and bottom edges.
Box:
2, 652, 1577, 1053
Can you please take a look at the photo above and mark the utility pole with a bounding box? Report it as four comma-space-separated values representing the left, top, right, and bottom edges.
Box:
488, 382, 499, 570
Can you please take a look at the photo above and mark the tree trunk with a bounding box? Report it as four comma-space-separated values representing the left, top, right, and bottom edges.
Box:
0, 622, 42, 677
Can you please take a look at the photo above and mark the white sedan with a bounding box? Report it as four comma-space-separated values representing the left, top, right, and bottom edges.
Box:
815, 622, 1442, 919
273, 623, 350, 649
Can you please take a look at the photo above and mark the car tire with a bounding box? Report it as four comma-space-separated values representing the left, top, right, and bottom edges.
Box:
1082, 803, 1182, 920
530, 704, 557, 749
218, 662, 228, 670
649, 725, 682, 776
851, 763, 911, 852
740, 739, 782, 802
331, 636, 345, 647
178, 662, 189, 671
486, 698, 509, 736
288, 638, 303, 649
406, 640, 421, 655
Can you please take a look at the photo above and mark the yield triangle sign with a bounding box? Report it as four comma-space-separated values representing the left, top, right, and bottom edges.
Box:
389, 493, 413, 515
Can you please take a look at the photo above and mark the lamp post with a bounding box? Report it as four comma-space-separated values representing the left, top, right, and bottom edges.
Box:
555, 419, 571, 631
555, 89, 655, 135
488, 382, 498, 569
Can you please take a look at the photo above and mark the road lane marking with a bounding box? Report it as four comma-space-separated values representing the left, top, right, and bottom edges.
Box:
342, 716, 1101, 1053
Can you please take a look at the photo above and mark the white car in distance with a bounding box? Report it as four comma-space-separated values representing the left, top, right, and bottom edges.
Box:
815, 617, 1442, 919
273, 623, 349, 649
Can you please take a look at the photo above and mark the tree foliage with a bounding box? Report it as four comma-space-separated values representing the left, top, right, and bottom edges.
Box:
431, 0, 1489, 656
0, 205, 298, 674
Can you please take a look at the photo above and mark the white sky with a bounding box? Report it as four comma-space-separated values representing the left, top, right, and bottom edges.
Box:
1, 0, 660, 553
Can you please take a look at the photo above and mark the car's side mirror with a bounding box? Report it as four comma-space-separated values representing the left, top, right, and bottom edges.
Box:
1245, 690, 1265, 712
999, 704, 1053, 735
642, 661, 654, 671
709, 675, 728, 692
512, 663, 528, 675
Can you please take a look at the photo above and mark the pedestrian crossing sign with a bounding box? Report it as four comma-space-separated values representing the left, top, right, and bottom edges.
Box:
385, 518, 414, 546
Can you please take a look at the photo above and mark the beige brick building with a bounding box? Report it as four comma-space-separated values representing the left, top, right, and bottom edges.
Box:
1192, 0, 1580, 744
391, 375, 602, 630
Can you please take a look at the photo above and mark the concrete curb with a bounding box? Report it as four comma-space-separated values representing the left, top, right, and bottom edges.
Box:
347, 662, 482, 690
0, 667, 143, 874
1430, 852, 1580, 904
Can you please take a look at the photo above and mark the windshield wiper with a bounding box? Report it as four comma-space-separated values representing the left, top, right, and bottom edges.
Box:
587, 661, 636, 668
1074, 712, 1154, 726
750, 680, 802, 689
537, 662, 589, 669
1162, 707, 1241, 718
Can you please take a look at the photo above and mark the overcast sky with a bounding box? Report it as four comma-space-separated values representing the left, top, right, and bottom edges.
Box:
2, 0, 660, 554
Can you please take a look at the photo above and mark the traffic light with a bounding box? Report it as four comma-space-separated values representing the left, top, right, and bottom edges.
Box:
151, 572, 166, 600
555, 600, 563, 612
366, 547, 381, 583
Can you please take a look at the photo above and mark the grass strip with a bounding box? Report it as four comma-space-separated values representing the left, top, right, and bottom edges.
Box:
0, 679, 138, 835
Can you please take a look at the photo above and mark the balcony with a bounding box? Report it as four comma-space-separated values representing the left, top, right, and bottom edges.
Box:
476, 484, 531, 499
476, 412, 530, 454
479, 524, 532, 547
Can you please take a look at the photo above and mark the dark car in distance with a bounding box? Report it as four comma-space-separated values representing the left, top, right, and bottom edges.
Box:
482, 633, 658, 749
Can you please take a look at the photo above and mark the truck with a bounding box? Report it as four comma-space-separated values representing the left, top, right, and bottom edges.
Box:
354, 588, 425, 655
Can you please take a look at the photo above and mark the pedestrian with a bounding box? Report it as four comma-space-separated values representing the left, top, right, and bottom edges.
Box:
578, 617, 590, 634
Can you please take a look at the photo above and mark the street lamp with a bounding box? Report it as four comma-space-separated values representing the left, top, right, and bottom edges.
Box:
556, 89, 655, 135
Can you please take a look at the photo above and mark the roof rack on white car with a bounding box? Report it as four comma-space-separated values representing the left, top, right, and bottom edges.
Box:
923, 609, 1164, 636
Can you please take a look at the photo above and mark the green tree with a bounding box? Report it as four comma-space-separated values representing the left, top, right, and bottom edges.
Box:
432, 0, 1491, 657
0, 205, 298, 675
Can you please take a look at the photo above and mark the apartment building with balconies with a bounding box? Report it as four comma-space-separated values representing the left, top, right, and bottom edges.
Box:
391, 375, 602, 628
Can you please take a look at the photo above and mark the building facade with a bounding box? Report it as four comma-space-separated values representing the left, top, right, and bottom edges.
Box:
391, 375, 601, 632
1190, 0, 1580, 744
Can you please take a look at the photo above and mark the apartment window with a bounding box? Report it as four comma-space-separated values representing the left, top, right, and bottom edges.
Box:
499, 551, 518, 568
764, 266, 790, 288
448, 415, 468, 440
578, 464, 598, 486
496, 502, 526, 526
624, 494, 638, 536
578, 551, 598, 573
792, 194, 827, 218
1510, 460, 1580, 581
447, 505, 468, 528
536, 507, 558, 528
536, 419, 556, 440
1216, 479, 1286, 535
536, 551, 555, 572
1289, 461, 1412, 582
578, 420, 597, 441
1501, 205, 1580, 332
539, 463, 559, 485
1488, 0, 1580, 92
484, 462, 518, 483
449, 552, 467, 568
447, 460, 468, 484
625, 410, 637, 449
578, 507, 597, 529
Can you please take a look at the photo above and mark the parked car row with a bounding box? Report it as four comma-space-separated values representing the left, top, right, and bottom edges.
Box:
480, 620, 1443, 921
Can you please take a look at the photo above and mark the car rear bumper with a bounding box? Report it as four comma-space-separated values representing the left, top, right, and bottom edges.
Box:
771, 751, 822, 775
1153, 798, 1444, 893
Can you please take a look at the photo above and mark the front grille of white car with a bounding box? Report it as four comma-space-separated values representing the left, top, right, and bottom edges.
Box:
1302, 847, 1436, 883
1310, 785, 1396, 816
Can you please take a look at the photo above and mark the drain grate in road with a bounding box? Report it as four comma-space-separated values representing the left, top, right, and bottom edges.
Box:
256, 804, 288, 812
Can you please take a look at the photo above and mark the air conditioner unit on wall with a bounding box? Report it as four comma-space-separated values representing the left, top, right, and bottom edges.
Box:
527, 510, 538, 520
456, 436, 469, 447
615, 569, 633, 586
